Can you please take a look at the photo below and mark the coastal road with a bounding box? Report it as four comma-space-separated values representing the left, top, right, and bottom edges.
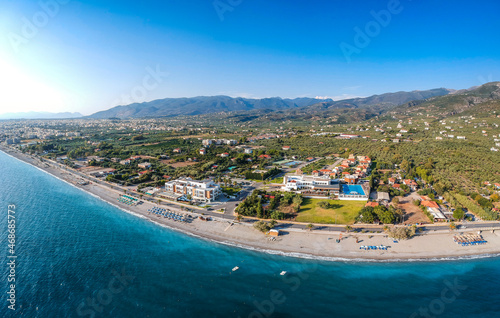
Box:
8, 148, 500, 235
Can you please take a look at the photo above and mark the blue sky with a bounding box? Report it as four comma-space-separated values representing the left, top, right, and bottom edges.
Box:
0, 0, 499, 115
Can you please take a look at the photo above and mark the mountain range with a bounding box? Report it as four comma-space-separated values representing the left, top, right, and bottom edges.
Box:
87, 88, 454, 119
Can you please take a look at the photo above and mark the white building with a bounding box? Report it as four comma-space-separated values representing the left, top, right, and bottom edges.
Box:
138, 162, 152, 169
165, 177, 221, 203
282, 175, 340, 194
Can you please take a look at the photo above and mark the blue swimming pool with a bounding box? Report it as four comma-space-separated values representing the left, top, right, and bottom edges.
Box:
284, 161, 302, 166
342, 184, 365, 195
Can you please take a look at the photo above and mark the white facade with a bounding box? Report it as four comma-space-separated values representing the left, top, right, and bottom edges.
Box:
282, 175, 336, 191
165, 177, 221, 202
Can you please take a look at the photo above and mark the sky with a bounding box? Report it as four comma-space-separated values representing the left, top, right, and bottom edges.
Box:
0, 0, 499, 116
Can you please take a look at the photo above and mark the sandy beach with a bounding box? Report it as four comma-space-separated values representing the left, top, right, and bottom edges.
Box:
2, 145, 500, 262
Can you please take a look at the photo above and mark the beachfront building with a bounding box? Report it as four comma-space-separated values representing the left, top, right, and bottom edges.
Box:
421, 200, 447, 222
282, 175, 340, 196
164, 177, 221, 203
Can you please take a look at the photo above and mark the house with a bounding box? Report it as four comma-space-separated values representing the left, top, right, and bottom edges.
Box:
258, 154, 272, 159
388, 178, 396, 185
162, 175, 172, 180
282, 146, 291, 151
268, 229, 280, 237
244, 148, 253, 154
495, 183, 500, 190
421, 200, 439, 209
306, 157, 314, 162
344, 175, 358, 184
173, 148, 181, 153
119, 159, 131, 165
138, 162, 152, 169
138, 170, 151, 176
220, 152, 229, 158
365, 202, 379, 208
403, 179, 418, 191
199, 148, 206, 155
376, 192, 390, 202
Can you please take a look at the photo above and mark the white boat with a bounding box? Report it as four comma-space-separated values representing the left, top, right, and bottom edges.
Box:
232, 266, 239, 272
280, 271, 287, 276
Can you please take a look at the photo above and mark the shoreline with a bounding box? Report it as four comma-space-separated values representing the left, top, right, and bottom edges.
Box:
2, 146, 500, 262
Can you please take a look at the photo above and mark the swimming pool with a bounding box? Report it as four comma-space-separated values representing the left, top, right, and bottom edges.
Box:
342, 184, 365, 195
284, 161, 302, 166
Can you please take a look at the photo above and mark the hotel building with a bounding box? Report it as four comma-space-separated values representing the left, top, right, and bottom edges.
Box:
165, 177, 221, 202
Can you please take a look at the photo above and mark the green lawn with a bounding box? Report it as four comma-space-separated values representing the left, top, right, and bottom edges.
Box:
269, 177, 284, 184
221, 186, 242, 196
296, 198, 366, 224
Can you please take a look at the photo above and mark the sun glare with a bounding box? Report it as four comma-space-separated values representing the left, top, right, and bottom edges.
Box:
0, 57, 65, 114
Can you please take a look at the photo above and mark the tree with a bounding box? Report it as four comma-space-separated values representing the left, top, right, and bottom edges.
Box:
256, 201, 263, 218
491, 193, 500, 202
449, 222, 456, 231
345, 225, 352, 233
392, 197, 400, 205
318, 201, 330, 209
453, 208, 465, 220
401, 159, 410, 172
292, 195, 303, 209
253, 221, 271, 233
377, 208, 396, 224
388, 226, 416, 240
356, 207, 377, 224
306, 223, 314, 231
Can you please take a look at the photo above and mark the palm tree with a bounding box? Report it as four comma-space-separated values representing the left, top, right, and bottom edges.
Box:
306, 223, 314, 231
345, 225, 352, 233
236, 215, 242, 222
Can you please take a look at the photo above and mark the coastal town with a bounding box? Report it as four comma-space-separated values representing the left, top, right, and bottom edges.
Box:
1, 114, 499, 260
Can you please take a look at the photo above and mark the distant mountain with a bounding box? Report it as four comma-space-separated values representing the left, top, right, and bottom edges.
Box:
0, 111, 83, 120
87, 96, 333, 119
88, 88, 453, 119
303, 88, 453, 112
389, 82, 500, 117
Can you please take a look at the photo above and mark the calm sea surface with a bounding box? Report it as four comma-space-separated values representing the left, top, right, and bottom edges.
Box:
1, 150, 500, 318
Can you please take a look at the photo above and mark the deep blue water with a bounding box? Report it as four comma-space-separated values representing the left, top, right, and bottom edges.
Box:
342, 184, 364, 195
1, 150, 500, 318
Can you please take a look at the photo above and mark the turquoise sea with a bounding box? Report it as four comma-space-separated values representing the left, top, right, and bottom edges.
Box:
1, 150, 500, 318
